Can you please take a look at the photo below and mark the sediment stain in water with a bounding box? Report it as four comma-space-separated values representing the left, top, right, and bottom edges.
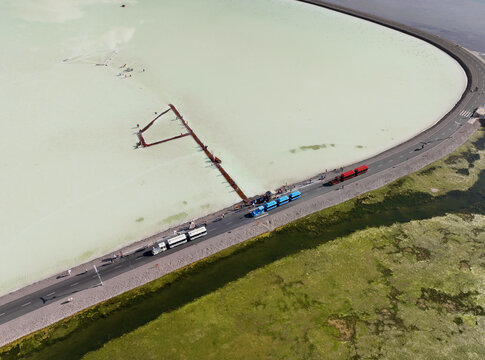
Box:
79, 250, 95, 261
300, 144, 328, 151
290, 144, 365, 153
161, 212, 188, 224
289, 144, 328, 153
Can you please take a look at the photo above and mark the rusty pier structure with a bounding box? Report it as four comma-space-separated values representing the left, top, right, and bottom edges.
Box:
136, 104, 248, 203
136, 108, 191, 147
169, 104, 248, 203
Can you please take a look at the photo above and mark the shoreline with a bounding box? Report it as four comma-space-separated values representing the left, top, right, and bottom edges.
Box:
0, 0, 468, 296
1, 0, 484, 347
0, 116, 481, 348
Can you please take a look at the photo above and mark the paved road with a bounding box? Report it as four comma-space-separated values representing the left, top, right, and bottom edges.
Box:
1, 0, 484, 326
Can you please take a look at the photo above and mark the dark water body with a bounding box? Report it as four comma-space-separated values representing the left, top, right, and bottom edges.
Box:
5, 134, 484, 360
323, 0, 485, 59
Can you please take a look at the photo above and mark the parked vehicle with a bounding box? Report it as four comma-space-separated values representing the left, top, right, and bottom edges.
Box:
151, 226, 208, 255
289, 191, 301, 200
265, 200, 277, 211
329, 165, 368, 185
187, 226, 207, 240
249, 191, 301, 217
250, 205, 265, 217
277, 195, 289, 206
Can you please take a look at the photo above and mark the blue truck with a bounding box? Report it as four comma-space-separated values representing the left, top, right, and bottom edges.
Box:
250, 191, 301, 217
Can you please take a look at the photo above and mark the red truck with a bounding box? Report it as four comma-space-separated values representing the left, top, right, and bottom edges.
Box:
329, 165, 368, 185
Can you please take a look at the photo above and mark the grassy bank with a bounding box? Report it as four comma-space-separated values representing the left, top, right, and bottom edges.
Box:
1, 129, 484, 359
85, 213, 485, 360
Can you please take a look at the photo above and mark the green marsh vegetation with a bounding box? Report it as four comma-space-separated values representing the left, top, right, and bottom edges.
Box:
1, 129, 484, 359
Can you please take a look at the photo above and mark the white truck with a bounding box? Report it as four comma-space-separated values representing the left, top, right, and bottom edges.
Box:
151, 241, 168, 255
151, 226, 207, 255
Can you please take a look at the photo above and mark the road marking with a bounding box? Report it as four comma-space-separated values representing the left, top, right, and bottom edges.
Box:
70, 282, 79, 287
114, 265, 122, 269
377, 164, 382, 167
46, 292, 55, 297
92, 275, 98, 279
135, 257, 143, 261
399, 155, 404, 158
21, 302, 31, 307
459, 110, 473, 118
388, 159, 393, 162
0, 313, 5, 317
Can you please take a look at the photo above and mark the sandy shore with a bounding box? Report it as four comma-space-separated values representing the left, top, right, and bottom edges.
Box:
0, 116, 480, 347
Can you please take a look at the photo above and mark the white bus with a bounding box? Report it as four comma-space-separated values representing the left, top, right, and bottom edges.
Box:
187, 226, 207, 240
166, 234, 188, 249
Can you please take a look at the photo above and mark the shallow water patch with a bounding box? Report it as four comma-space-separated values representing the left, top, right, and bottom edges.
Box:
161, 212, 188, 224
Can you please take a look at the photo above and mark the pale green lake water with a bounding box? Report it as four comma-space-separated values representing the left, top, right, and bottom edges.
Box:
0, 0, 466, 294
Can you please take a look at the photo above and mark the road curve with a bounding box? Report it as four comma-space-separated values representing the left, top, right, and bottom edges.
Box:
0, 0, 484, 340
300, 0, 484, 162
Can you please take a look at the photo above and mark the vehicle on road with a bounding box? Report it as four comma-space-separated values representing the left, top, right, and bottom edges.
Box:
187, 226, 207, 240
250, 205, 265, 217
289, 190, 301, 200
328, 165, 368, 185
277, 195, 289, 206
250, 191, 301, 217
151, 226, 208, 255
265, 200, 278, 212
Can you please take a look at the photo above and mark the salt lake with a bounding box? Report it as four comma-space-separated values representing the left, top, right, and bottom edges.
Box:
0, 0, 466, 294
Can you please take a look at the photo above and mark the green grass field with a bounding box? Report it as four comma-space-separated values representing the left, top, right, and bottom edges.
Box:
1, 129, 484, 360
84, 213, 485, 360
